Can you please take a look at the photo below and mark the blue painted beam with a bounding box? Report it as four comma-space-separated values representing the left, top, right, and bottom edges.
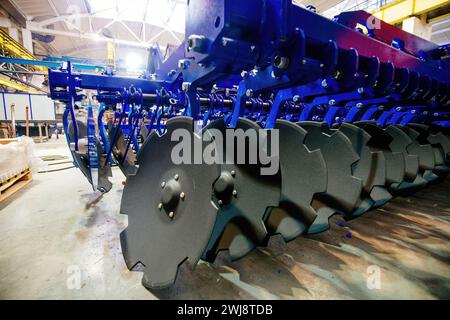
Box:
38, 54, 106, 66
0, 56, 105, 72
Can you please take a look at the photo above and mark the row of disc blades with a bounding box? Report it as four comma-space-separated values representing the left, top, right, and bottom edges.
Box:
118, 116, 450, 289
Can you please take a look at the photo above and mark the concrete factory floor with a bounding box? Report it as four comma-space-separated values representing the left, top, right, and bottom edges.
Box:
0, 138, 450, 299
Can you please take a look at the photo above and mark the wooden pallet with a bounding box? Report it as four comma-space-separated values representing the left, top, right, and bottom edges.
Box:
0, 138, 18, 145
0, 168, 32, 203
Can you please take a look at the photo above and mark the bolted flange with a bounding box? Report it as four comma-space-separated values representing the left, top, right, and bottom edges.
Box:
160, 178, 185, 218
274, 56, 289, 69
187, 34, 207, 53
213, 171, 235, 206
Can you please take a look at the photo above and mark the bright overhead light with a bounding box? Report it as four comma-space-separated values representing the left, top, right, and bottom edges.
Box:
91, 33, 101, 41
125, 52, 143, 71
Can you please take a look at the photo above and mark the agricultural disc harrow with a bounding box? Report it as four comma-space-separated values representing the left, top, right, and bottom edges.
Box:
48, 0, 450, 289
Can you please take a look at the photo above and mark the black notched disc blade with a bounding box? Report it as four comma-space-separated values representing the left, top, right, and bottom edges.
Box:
120, 117, 219, 289
68, 118, 112, 192
384, 125, 420, 192
266, 120, 327, 241
140, 122, 149, 141
407, 124, 449, 178
107, 121, 138, 176
426, 131, 450, 174
298, 122, 363, 234
355, 121, 406, 187
202, 118, 280, 261
395, 125, 435, 190
334, 123, 390, 214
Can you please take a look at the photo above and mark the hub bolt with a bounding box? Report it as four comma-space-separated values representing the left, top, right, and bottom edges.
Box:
187, 34, 207, 53
274, 56, 289, 69
178, 59, 190, 70
182, 82, 191, 92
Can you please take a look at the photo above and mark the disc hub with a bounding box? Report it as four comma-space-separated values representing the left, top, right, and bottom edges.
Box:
160, 175, 186, 218
213, 171, 235, 205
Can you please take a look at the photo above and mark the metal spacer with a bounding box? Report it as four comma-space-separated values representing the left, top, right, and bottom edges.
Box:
274, 56, 289, 69
187, 34, 207, 53
182, 82, 191, 92
178, 59, 190, 70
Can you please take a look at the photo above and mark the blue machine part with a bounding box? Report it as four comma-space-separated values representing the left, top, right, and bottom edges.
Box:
47, 0, 450, 290
97, 103, 112, 164
87, 102, 98, 191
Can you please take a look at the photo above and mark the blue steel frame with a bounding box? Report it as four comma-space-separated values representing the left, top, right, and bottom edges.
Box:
46, 0, 450, 190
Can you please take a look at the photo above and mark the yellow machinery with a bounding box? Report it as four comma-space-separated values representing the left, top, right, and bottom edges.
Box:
0, 28, 45, 72
0, 28, 46, 93
373, 0, 450, 24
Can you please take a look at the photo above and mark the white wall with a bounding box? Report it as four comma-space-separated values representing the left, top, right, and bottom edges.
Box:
0, 93, 55, 121
3, 93, 29, 120
0, 94, 5, 120
29, 94, 55, 120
